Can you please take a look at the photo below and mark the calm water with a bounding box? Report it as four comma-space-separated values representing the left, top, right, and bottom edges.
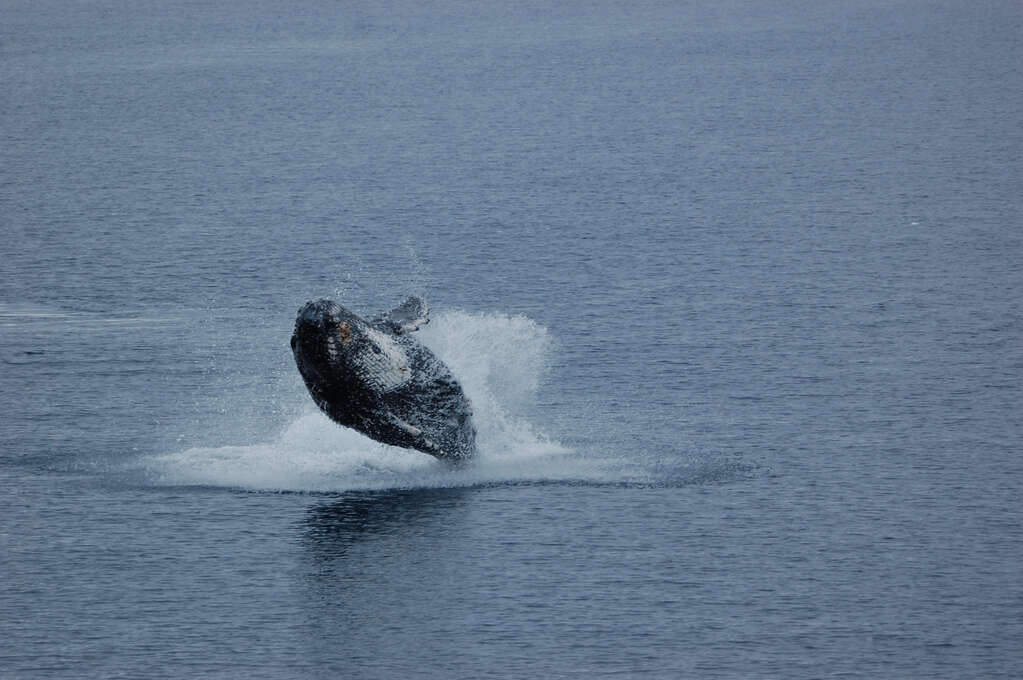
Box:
2, 0, 1022, 677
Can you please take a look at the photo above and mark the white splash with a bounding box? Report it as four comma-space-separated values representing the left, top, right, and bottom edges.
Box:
147, 310, 600, 492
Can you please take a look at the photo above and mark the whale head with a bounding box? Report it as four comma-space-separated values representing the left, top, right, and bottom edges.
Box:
291, 299, 410, 398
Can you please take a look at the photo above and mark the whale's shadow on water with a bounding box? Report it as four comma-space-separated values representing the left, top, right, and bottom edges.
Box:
303, 487, 470, 564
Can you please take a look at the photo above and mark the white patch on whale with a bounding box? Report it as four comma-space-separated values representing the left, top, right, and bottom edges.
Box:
354, 325, 410, 392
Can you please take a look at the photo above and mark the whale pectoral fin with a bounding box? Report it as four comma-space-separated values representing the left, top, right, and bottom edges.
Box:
384, 411, 444, 455
371, 296, 429, 334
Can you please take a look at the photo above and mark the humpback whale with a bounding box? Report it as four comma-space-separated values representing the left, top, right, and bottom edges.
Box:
290, 296, 476, 463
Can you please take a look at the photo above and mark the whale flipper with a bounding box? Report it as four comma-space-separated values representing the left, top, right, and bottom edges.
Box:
371, 296, 430, 334
382, 411, 444, 456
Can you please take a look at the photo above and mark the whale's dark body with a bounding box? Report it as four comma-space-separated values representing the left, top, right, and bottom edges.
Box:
290, 297, 476, 462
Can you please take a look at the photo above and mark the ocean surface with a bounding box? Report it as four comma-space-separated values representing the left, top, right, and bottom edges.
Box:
2, 1, 1022, 677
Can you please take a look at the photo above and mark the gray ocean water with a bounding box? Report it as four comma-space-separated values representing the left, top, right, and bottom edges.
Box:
2, 1, 1022, 677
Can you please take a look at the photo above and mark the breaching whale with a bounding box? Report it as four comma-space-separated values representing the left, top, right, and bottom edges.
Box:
290, 296, 476, 463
